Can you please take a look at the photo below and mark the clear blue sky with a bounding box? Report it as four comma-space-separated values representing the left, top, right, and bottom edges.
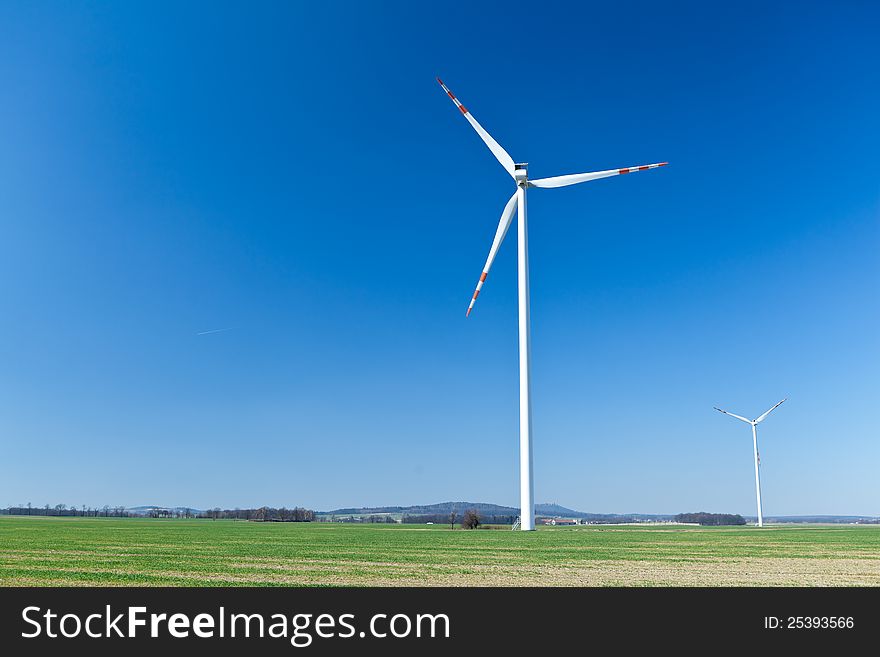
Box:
1, 2, 877, 515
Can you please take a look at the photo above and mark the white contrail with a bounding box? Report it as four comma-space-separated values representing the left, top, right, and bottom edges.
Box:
196, 327, 234, 336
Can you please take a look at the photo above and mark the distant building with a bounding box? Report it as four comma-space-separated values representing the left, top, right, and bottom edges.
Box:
539, 517, 577, 526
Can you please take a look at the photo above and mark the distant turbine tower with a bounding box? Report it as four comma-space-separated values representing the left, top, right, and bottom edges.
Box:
437, 78, 668, 530
714, 398, 787, 528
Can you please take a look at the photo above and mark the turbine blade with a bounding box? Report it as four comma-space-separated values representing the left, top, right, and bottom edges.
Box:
755, 398, 787, 424
466, 191, 518, 317
714, 407, 751, 424
529, 162, 668, 189
437, 78, 516, 179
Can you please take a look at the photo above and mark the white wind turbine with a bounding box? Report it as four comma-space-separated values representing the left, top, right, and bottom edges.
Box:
714, 398, 787, 527
437, 78, 668, 530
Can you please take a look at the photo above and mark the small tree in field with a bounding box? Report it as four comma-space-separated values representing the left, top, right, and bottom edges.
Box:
461, 509, 480, 530
449, 510, 457, 530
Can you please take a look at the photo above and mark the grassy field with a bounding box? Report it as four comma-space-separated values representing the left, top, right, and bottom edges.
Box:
1, 516, 879, 586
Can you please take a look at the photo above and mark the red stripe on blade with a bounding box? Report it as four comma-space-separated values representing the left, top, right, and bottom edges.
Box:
619, 168, 631, 174
480, 273, 487, 282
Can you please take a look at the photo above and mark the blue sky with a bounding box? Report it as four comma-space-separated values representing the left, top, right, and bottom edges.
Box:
1, 2, 877, 515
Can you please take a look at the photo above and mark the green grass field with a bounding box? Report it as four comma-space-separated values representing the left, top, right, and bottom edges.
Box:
2, 516, 879, 586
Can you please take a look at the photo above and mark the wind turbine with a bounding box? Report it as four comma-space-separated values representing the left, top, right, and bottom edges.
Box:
714, 398, 787, 527
437, 78, 668, 530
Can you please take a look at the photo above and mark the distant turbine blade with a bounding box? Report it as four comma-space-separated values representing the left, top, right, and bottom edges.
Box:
714, 407, 751, 424
755, 398, 787, 424
437, 78, 516, 179
466, 191, 518, 317
529, 162, 668, 189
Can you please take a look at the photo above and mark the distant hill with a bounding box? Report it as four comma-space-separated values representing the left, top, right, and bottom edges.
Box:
323, 502, 519, 516
535, 503, 676, 521
321, 501, 677, 522
120, 503, 878, 525
535, 503, 582, 516
765, 515, 880, 524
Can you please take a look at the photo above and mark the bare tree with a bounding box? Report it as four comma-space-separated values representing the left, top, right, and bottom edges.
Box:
449, 510, 457, 530
461, 509, 480, 530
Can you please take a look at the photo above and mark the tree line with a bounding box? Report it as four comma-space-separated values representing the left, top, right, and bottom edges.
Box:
321, 515, 398, 523
674, 512, 746, 526
1, 504, 133, 517
204, 507, 315, 522
401, 513, 517, 526
1, 505, 316, 522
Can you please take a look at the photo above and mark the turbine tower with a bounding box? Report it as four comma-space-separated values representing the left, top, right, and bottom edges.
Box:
714, 398, 787, 527
437, 78, 668, 530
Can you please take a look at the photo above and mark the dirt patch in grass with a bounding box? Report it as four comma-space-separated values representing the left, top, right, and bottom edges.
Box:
8, 557, 877, 587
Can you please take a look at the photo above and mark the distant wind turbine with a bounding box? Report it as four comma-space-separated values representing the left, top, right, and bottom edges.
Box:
714, 398, 787, 527
437, 78, 668, 530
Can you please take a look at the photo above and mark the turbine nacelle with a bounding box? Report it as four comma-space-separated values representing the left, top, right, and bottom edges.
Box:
514, 162, 529, 185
